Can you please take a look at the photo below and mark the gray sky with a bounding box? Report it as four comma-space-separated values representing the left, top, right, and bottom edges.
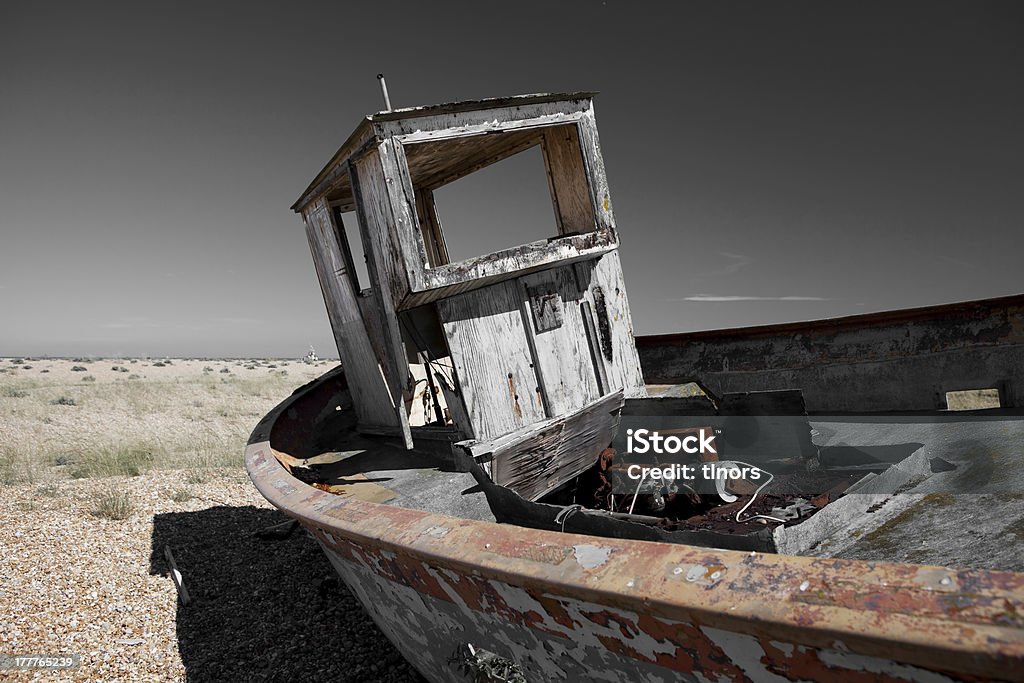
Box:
1, 1, 1021, 357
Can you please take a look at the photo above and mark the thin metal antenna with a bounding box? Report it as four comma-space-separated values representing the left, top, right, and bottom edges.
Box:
377, 73, 392, 112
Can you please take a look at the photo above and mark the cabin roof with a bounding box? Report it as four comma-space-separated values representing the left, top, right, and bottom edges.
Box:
364, 91, 597, 122
291, 91, 597, 213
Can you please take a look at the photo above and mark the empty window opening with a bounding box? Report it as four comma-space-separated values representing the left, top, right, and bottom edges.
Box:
403, 124, 596, 268
945, 388, 1001, 411
430, 145, 557, 264
332, 207, 371, 294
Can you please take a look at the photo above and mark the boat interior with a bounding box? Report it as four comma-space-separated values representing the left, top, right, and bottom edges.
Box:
266, 364, 1024, 571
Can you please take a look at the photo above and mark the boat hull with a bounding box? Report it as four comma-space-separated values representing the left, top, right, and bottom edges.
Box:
246, 369, 1024, 682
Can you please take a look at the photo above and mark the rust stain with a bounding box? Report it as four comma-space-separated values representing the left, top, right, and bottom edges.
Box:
791, 578, 1024, 629
507, 372, 522, 419
436, 570, 564, 638
632, 614, 750, 679
527, 589, 576, 630
582, 609, 638, 638
760, 639, 908, 682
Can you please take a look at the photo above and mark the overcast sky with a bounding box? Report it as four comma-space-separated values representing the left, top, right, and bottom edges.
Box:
1, 1, 1021, 357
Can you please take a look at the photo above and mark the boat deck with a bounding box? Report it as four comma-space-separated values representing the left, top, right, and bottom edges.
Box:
292, 432, 495, 522
805, 414, 1024, 571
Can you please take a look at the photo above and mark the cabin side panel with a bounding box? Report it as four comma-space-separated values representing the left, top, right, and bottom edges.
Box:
437, 280, 546, 440
302, 198, 399, 431
576, 251, 647, 398
518, 267, 601, 416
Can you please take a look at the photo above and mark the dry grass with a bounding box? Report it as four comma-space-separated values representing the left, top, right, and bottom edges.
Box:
0, 358, 332, 485
168, 486, 194, 502
92, 488, 135, 520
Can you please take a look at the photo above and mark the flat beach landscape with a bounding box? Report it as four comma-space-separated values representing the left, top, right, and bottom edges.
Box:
0, 358, 422, 682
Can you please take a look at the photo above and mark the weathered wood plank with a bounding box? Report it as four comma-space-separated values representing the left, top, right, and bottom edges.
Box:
457, 391, 624, 501
437, 280, 545, 440
370, 92, 595, 123
348, 154, 414, 448
303, 197, 399, 432
575, 105, 616, 233
384, 99, 591, 142
402, 230, 616, 308
575, 252, 647, 398
356, 292, 387, 363
518, 267, 600, 416
398, 239, 616, 309
541, 125, 595, 234
414, 188, 448, 267
580, 299, 609, 395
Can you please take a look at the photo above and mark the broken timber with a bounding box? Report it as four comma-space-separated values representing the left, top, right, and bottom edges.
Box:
455, 391, 623, 501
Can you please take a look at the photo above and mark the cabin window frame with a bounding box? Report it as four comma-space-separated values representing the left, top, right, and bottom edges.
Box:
394, 121, 606, 274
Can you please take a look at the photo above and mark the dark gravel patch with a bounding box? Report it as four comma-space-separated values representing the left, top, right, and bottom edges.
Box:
150, 505, 428, 682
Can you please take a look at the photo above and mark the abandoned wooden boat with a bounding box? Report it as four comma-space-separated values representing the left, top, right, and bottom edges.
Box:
246, 91, 1024, 681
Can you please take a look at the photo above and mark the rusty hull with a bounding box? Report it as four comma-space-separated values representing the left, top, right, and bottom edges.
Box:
246, 369, 1024, 682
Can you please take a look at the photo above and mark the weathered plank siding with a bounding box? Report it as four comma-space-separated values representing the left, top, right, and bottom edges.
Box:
401, 232, 616, 309
349, 154, 414, 447
302, 198, 398, 432
437, 280, 546, 440
459, 391, 624, 501
413, 188, 448, 268
519, 267, 600, 416
576, 252, 647, 399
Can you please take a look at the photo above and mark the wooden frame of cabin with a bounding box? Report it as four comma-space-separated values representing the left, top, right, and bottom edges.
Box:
293, 93, 644, 462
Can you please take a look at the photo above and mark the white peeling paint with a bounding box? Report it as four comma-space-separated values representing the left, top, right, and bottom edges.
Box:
701, 627, 795, 683
573, 544, 611, 569
816, 649, 959, 683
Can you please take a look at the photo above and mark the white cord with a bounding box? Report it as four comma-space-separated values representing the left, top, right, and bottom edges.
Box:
726, 461, 787, 524
628, 470, 647, 515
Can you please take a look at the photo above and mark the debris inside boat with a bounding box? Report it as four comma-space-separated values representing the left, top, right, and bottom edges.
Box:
247, 88, 1024, 681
